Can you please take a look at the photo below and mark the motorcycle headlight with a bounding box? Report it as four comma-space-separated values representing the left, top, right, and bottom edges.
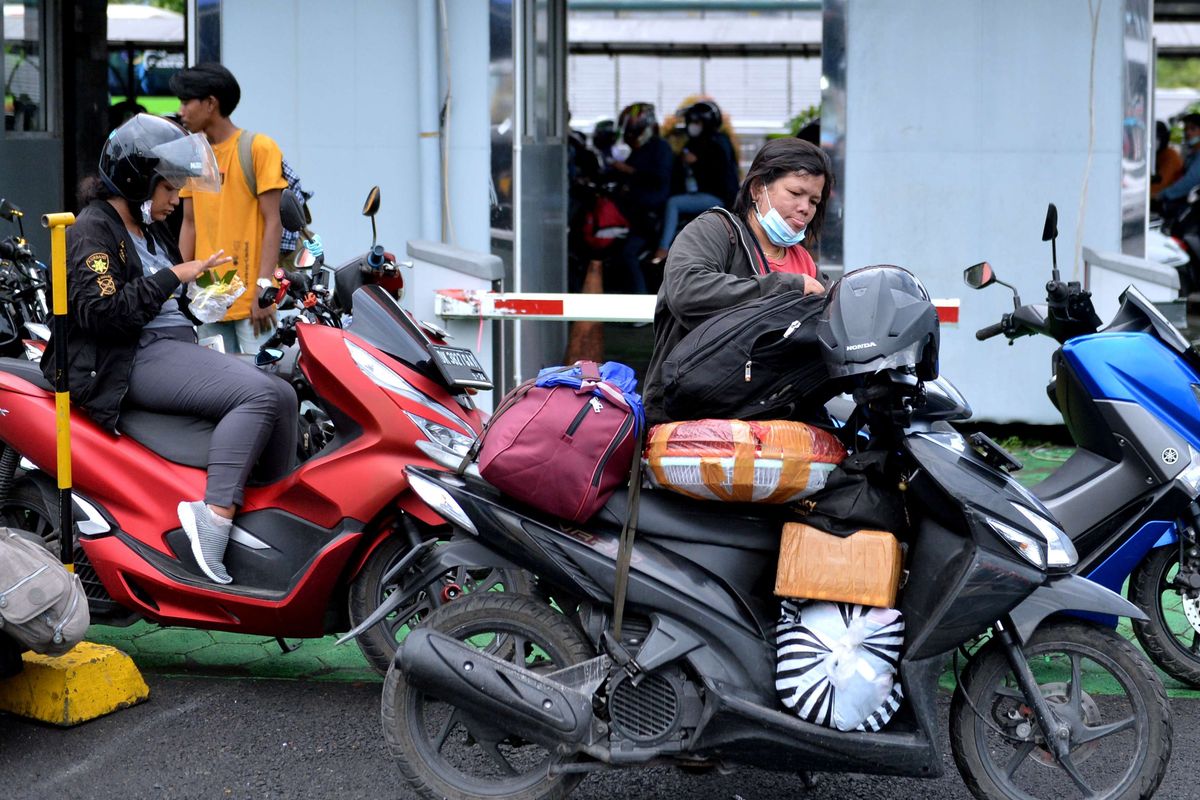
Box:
407, 470, 477, 535
986, 504, 1077, 569
1175, 445, 1200, 497
404, 411, 474, 455
345, 340, 468, 433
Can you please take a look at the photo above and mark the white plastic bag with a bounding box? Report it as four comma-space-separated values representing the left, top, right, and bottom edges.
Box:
775, 600, 904, 731
187, 274, 245, 324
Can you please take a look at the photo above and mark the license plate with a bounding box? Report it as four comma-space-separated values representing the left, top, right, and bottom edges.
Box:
429, 345, 492, 390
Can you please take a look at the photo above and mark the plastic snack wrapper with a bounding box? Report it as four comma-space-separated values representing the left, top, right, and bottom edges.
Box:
187, 274, 245, 324
643, 419, 847, 503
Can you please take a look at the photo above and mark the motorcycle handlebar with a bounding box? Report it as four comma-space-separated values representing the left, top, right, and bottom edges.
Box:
976, 320, 1008, 341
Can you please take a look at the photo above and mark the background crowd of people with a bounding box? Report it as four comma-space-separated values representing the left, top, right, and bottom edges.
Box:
567, 96, 743, 295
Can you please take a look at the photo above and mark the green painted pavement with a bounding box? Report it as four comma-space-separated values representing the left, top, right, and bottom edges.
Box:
84, 444, 1200, 696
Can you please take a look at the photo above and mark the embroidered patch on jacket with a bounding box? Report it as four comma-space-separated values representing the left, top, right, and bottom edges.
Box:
118, 240, 127, 263
86, 253, 110, 274
96, 274, 116, 296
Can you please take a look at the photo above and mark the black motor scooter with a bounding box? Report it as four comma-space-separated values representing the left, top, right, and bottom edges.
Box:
346, 266, 1171, 800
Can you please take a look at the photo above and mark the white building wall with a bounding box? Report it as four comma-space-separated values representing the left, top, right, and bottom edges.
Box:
844, 0, 1129, 424
219, 0, 491, 276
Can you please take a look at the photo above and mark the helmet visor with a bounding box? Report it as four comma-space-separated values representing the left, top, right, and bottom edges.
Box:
149, 133, 221, 194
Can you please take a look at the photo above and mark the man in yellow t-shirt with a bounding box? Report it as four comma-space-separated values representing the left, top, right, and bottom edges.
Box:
171, 63, 287, 354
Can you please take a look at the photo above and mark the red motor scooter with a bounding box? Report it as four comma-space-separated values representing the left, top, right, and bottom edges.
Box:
0, 188, 514, 674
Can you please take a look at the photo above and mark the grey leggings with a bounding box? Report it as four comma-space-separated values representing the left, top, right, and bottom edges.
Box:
126, 327, 298, 507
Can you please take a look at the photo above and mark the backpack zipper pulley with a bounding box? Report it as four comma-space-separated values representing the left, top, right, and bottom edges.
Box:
745, 360, 752, 382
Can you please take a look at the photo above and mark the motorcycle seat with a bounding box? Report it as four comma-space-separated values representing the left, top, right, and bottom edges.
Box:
596, 487, 783, 552
0, 356, 214, 469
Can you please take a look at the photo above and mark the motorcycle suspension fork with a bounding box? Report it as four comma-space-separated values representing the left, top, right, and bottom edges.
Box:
0, 444, 19, 505
1174, 501, 1200, 598
995, 619, 1072, 763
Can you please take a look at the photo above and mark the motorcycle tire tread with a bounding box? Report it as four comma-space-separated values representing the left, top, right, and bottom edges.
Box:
1129, 545, 1200, 687
380, 592, 592, 800
948, 621, 1171, 800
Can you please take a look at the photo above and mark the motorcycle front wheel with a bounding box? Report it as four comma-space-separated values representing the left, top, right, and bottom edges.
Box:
348, 532, 531, 675
381, 593, 593, 800
949, 621, 1170, 800
1129, 544, 1200, 687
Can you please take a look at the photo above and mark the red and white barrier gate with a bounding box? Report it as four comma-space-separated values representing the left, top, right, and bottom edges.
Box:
435, 289, 960, 326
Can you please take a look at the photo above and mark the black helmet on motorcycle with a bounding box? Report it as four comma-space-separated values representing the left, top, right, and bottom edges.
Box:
592, 119, 617, 152
684, 100, 722, 135
99, 113, 221, 203
817, 265, 940, 381
618, 103, 657, 148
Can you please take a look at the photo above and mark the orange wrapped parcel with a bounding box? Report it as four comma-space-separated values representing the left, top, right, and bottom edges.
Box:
643, 419, 847, 503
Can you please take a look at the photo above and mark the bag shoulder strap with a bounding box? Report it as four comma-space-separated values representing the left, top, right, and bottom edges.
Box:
454, 376, 539, 474
238, 130, 258, 197
610, 428, 644, 641
707, 207, 768, 276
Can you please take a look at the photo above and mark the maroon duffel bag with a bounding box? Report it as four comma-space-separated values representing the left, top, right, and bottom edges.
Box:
460, 362, 638, 523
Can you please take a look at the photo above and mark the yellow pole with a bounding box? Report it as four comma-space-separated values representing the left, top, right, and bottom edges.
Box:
41, 212, 75, 571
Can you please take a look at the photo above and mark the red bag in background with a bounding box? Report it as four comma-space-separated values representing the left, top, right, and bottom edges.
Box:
476, 362, 638, 523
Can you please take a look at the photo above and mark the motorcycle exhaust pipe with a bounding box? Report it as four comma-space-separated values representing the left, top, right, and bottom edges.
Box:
399, 628, 594, 749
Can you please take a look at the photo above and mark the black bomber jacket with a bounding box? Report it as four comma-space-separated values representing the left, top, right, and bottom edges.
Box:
40, 200, 187, 432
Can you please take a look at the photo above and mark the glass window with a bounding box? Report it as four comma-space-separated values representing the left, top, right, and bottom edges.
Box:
3, 0, 47, 132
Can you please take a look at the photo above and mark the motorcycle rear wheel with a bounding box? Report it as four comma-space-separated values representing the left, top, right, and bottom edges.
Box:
0, 478, 60, 555
381, 593, 593, 800
950, 621, 1170, 800
349, 532, 532, 675
1129, 544, 1200, 687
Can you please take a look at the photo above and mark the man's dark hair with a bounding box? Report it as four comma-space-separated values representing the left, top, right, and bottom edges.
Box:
732, 138, 834, 245
169, 62, 241, 117
1182, 113, 1200, 130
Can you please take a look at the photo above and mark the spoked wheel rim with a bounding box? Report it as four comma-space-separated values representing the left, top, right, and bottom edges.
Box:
404, 616, 573, 794
973, 641, 1148, 799
378, 564, 521, 648
1, 488, 60, 554
1150, 550, 1200, 662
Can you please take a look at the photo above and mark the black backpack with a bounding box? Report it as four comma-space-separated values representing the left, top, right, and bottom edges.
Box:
661, 289, 831, 421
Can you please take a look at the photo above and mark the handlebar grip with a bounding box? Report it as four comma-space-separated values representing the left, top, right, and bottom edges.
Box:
366, 245, 386, 270
976, 321, 1007, 341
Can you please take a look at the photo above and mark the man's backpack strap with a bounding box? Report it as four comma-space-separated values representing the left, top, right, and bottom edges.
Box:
238, 129, 258, 196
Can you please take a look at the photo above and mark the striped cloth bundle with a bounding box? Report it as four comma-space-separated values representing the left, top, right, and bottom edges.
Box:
775, 600, 905, 732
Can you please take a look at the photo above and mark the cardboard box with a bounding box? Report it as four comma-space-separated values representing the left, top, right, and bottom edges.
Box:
774, 523, 902, 608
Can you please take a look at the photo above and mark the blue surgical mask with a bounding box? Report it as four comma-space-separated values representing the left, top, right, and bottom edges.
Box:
686, 122, 702, 138
1188, 135, 1200, 148
755, 192, 806, 247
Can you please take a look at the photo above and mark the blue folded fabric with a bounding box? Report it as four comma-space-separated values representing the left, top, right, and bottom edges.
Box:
536, 361, 645, 432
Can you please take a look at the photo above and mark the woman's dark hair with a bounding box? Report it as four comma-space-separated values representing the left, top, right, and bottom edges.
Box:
732, 138, 834, 244
76, 175, 113, 209
168, 62, 241, 117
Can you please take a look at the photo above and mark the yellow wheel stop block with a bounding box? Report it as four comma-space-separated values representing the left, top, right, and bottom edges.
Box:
0, 642, 149, 725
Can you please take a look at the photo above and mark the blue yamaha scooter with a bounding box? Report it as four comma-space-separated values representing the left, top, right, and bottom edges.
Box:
966, 203, 1200, 686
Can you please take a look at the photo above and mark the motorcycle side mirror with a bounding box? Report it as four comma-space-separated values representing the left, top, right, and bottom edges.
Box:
0, 198, 19, 221
362, 186, 381, 217
1042, 202, 1060, 281
963, 262, 996, 289
1041, 203, 1058, 242
363, 185, 381, 248
255, 348, 285, 367
279, 190, 307, 233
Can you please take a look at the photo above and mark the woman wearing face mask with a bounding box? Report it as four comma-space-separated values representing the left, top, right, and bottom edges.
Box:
650, 100, 741, 265
48, 114, 298, 585
642, 137, 831, 425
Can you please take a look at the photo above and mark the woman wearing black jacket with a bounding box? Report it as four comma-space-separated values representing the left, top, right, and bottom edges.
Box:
45, 114, 297, 585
